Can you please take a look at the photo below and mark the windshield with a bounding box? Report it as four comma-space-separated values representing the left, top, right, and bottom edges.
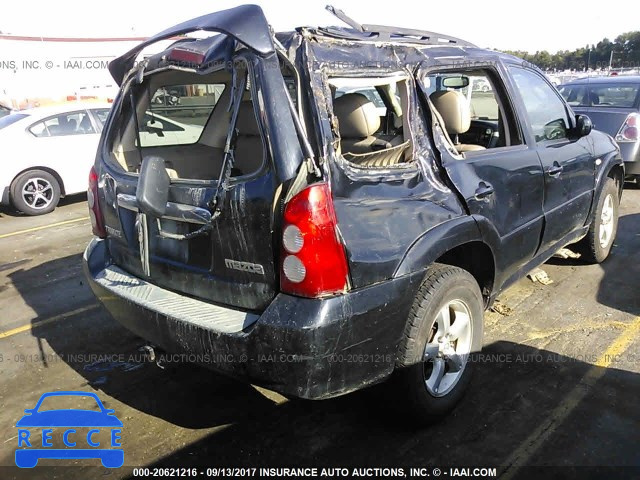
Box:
0, 113, 28, 130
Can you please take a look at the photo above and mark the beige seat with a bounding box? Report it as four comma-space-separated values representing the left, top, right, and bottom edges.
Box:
333, 93, 391, 154
234, 101, 265, 175
429, 90, 485, 153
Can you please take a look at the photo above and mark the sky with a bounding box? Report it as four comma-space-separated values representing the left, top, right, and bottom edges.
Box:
1, 0, 639, 54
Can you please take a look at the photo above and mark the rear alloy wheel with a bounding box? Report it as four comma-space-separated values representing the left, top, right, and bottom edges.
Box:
395, 264, 484, 424
423, 299, 473, 397
577, 178, 619, 263
11, 170, 61, 215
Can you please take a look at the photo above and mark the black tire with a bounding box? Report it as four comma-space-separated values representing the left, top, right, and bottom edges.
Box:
395, 263, 484, 425
10, 170, 61, 215
576, 178, 619, 263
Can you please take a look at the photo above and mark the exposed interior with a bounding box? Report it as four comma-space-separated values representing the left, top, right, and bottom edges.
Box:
329, 76, 413, 168
422, 69, 523, 155
109, 66, 266, 181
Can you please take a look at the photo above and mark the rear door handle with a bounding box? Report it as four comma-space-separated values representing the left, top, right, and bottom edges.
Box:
547, 162, 563, 176
474, 182, 494, 200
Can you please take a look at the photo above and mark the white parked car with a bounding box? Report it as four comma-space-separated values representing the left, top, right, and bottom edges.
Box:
0, 103, 201, 215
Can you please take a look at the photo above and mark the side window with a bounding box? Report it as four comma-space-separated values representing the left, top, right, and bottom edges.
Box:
91, 108, 111, 129
335, 87, 387, 116
421, 68, 522, 152
29, 111, 95, 137
558, 85, 589, 106
329, 77, 412, 168
509, 67, 571, 143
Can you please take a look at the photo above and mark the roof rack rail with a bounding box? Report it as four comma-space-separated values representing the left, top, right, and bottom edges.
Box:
362, 24, 475, 46
324, 5, 476, 47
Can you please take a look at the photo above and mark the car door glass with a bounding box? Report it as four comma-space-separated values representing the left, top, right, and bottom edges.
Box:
509, 67, 570, 143
558, 85, 589, 106
92, 108, 111, 129
29, 111, 95, 137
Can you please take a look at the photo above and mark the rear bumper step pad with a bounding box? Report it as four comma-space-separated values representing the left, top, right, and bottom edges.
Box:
94, 265, 258, 334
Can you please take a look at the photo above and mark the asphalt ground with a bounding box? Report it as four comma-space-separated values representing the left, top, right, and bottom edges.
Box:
0, 188, 639, 480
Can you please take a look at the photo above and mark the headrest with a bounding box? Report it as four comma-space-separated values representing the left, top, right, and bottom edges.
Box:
236, 101, 261, 136
333, 93, 381, 139
429, 90, 470, 135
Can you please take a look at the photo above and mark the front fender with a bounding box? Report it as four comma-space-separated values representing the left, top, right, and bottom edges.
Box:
393, 216, 485, 278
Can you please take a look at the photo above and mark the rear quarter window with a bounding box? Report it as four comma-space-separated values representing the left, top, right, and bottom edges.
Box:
588, 84, 640, 108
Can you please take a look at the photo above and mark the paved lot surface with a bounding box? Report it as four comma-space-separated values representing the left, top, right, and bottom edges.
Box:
0, 188, 639, 479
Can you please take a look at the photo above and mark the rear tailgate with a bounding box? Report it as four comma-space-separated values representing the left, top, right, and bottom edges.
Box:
95, 7, 306, 312
101, 171, 279, 311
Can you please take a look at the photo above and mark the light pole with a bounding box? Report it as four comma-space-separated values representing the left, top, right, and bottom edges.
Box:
609, 51, 614, 72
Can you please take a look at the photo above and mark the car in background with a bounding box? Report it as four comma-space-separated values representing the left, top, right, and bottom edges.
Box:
0, 103, 200, 215
559, 76, 640, 183
472, 77, 492, 92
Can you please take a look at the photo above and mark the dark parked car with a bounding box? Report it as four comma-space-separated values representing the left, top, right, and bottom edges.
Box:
83, 5, 623, 423
559, 76, 639, 182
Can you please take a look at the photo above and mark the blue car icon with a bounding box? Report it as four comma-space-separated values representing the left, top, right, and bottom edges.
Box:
15, 391, 123, 468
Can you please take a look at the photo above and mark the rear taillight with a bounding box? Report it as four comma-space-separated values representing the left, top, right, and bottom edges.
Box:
280, 183, 349, 298
88, 167, 106, 238
616, 112, 639, 142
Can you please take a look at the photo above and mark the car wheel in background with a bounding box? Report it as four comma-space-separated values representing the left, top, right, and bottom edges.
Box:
394, 264, 484, 425
577, 177, 619, 263
10, 169, 61, 216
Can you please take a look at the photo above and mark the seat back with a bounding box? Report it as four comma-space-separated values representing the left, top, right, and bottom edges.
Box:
334, 93, 382, 154
429, 90, 471, 135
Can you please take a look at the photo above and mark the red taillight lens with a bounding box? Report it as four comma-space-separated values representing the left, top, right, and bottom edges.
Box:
280, 183, 349, 298
88, 167, 106, 238
616, 113, 640, 142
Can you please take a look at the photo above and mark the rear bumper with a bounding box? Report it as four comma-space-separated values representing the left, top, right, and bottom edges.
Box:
619, 142, 640, 175
83, 238, 422, 399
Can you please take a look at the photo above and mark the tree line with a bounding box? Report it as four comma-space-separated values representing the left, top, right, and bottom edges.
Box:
500, 31, 640, 71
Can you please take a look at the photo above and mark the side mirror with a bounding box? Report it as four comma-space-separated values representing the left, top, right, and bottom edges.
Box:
136, 156, 170, 218
574, 114, 593, 138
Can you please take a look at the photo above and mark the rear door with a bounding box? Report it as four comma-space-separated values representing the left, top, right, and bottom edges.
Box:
508, 66, 596, 250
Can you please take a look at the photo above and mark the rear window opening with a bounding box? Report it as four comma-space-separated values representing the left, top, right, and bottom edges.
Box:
329, 75, 413, 168
559, 83, 640, 108
108, 64, 266, 181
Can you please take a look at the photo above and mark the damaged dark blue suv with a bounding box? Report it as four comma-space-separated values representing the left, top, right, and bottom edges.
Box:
83, 5, 623, 422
